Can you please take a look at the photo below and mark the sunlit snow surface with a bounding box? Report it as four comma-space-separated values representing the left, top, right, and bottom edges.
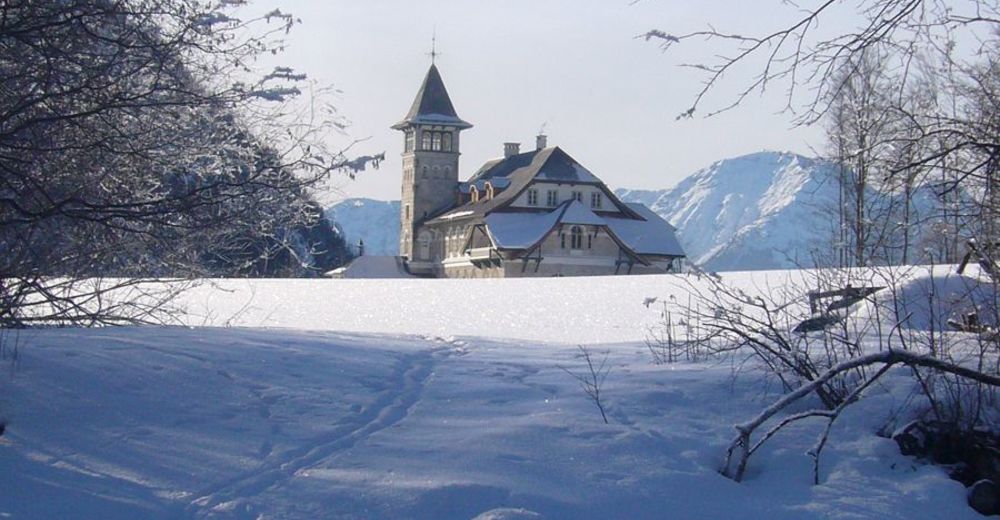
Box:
0, 269, 984, 519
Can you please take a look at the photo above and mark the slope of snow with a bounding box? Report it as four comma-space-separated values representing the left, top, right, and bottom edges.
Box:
0, 269, 986, 519
325, 198, 400, 256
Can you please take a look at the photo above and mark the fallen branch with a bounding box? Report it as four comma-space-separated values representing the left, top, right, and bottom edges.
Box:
721, 349, 1000, 482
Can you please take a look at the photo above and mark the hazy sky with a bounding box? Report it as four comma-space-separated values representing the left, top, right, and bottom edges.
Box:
245, 1, 843, 202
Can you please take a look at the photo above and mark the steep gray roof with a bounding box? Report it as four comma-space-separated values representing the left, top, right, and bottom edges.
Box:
430, 146, 634, 224
392, 64, 472, 129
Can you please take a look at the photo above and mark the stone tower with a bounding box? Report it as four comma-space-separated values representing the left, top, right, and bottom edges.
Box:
392, 64, 472, 261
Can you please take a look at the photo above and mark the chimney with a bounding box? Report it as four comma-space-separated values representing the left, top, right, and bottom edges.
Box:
536, 134, 547, 150
504, 142, 520, 158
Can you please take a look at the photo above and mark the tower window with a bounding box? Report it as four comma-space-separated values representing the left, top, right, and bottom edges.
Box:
432, 132, 442, 151
570, 226, 583, 249
418, 231, 431, 260
527, 189, 538, 206
546, 190, 558, 206
405, 204, 410, 220
405, 131, 415, 152
421, 131, 432, 150
442, 132, 452, 152
591, 192, 602, 209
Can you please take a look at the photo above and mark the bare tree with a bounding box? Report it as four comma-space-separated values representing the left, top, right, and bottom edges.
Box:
825, 49, 902, 267
721, 348, 1000, 483
0, 1, 380, 326
653, 264, 1000, 485
645, 0, 1000, 251
561, 345, 612, 424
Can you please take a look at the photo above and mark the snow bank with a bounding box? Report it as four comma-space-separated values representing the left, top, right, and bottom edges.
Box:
886, 271, 997, 332
0, 266, 989, 519
177, 274, 696, 344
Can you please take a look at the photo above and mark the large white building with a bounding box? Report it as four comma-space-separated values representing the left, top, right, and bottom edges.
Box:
395, 64, 685, 278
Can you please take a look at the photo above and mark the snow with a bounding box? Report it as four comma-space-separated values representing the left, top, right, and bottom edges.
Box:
439, 210, 476, 220
0, 268, 987, 519
326, 255, 413, 279
484, 211, 562, 250
485, 201, 684, 257
885, 270, 997, 331
616, 151, 950, 271
618, 151, 840, 271
325, 198, 400, 256
605, 203, 686, 257
558, 200, 605, 226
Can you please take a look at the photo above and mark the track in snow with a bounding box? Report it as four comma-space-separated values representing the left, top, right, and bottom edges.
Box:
184, 342, 453, 519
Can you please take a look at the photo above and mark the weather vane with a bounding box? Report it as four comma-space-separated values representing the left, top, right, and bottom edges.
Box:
427, 29, 441, 64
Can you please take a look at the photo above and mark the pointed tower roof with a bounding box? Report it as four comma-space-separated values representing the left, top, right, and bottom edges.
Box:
392, 64, 472, 130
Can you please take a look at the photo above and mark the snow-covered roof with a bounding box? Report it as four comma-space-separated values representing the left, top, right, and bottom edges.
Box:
485, 210, 564, 249
326, 256, 414, 279
481, 200, 685, 259
604, 204, 685, 257
559, 200, 606, 226
437, 210, 475, 220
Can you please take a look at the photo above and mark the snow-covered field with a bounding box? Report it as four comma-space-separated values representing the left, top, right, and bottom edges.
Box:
0, 271, 983, 519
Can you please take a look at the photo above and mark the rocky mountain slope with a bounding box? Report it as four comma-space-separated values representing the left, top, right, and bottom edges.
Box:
617, 151, 841, 270
325, 198, 400, 256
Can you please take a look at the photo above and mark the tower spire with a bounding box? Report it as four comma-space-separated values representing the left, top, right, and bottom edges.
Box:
427, 30, 440, 64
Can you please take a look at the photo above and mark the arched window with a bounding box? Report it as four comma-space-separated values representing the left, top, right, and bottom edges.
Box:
421, 165, 428, 178
485, 182, 495, 200
421, 131, 432, 150
432, 132, 442, 151
470, 186, 480, 202
570, 226, 583, 249
442, 132, 452, 152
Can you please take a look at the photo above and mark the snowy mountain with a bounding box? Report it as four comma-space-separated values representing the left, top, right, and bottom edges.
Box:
617, 151, 842, 271
618, 151, 950, 272
325, 198, 400, 256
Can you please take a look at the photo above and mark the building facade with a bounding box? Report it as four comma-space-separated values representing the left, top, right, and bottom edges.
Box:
394, 64, 685, 278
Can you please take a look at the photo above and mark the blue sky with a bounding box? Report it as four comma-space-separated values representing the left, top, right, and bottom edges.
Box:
243, 1, 843, 202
